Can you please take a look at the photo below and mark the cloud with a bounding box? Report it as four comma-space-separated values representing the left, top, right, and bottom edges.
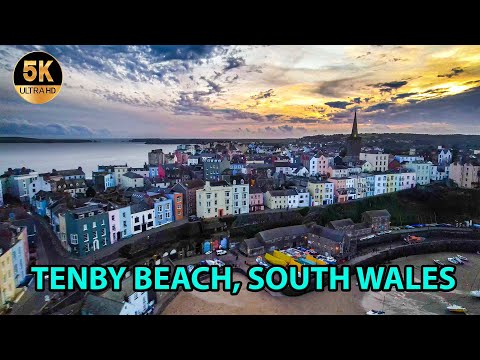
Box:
290, 117, 319, 124
438, 67, 464, 78
277, 125, 294, 132
313, 76, 364, 98
199, 76, 222, 93
392, 92, 418, 100
224, 56, 246, 71
0, 118, 111, 138
353, 97, 362, 104
370, 80, 408, 93
324, 101, 351, 109
250, 89, 275, 100
364, 102, 394, 112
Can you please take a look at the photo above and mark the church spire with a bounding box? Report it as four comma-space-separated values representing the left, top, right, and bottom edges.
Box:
351, 111, 358, 138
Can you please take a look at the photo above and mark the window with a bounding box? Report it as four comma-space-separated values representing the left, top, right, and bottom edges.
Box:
235, 188, 238, 192
134, 225, 140, 231
93, 221, 96, 228
206, 194, 211, 199
123, 212, 126, 218
103, 238, 108, 246
101, 228, 106, 236
111, 215, 115, 221
225, 192, 230, 197
177, 204, 181, 209
88, 212, 94, 217
102, 220, 105, 226
93, 231, 98, 240
83, 224, 88, 231
166, 212, 171, 218
214, 193, 217, 198
159, 214, 163, 221
123, 220, 127, 227
148, 213, 152, 220
135, 217, 139, 223
71, 234, 78, 244
157, 205, 162, 212
207, 202, 211, 207
84, 243, 90, 252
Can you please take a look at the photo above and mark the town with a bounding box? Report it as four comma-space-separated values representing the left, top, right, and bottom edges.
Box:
1, 112, 479, 315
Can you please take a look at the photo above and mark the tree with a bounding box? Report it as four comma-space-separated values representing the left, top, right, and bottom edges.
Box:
86, 187, 96, 198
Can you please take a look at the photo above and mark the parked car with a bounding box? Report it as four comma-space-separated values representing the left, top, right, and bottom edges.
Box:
205, 251, 212, 255
187, 265, 195, 273
216, 249, 227, 256
188, 215, 200, 222
404, 225, 415, 229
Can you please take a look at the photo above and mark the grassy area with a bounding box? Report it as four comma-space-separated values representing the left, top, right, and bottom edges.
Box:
304, 184, 480, 226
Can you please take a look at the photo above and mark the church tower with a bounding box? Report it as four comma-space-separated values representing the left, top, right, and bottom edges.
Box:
345, 111, 362, 161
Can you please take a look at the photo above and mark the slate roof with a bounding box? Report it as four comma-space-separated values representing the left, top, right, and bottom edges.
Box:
130, 202, 152, 214
243, 237, 265, 249
257, 225, 309, 242
123, 172, 143, 179
363, 209, 391, 218
328, 219, 355, 229
81, 294, 123, 315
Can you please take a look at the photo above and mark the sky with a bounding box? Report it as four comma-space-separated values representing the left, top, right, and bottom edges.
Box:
1, 45, 479, 139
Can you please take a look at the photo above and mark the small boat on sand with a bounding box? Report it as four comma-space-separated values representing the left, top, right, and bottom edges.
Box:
453, 257, 464, 264
456, 255, 468, 261
447, 257, 459, 265
446, 304, 467, 313
366, 310, 385, 315
433, 259, 445, 266
470, 290, 480, 298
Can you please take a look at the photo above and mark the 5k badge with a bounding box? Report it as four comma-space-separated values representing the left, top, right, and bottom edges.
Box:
13, 51, 63, 104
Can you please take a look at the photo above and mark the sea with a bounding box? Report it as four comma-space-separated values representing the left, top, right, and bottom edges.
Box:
0, 142, 181, 179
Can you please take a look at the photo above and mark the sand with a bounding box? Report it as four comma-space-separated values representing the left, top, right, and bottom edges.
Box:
162, 252, 480, 315
162, 272, 365, 315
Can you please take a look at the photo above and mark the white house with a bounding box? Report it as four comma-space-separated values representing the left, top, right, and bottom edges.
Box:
286, 189, 299, 209
122, 172, 145, 189
438, 148, 452, 165
130, 203, 155, 235
374, 174, 387, 195
28, 175, 52, 202
359, 153, 389, 172
231, 178, 249, 215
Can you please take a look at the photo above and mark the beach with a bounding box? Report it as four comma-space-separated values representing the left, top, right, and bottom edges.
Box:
162, 252, 480, 315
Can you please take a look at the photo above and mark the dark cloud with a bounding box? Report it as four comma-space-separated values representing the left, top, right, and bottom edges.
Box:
464, 79, 480, 85
224, 56, 246, 71
324, 101, 351, 109
277, 125, 294, 132
364, 97, 372, 102
422, 88, 449, 95
364, 102, 394, 112
9, 45, 222, 85
251, 89, 275, 100
353, 97, 362, 104
290, 118, 319, 124
312, 77, 363, 98
199, 76, 222, 93
370, 80, 408, 93
392, 92, 418, 100
438, 67, 464, 78
0, 119, 111, 138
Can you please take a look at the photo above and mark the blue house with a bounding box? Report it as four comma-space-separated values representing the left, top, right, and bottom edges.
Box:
65, 203, 111, 257
230, 163, 245, 176
149, 166, 159, 178
365, 175, 375, 198
153, 197, 174, 227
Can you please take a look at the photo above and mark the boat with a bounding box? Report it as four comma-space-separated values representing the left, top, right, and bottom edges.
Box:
456, 255, 468, 261
316, 254, 337, 265
446, 304, 467, 313
453, 257, 464, 264
447, 257, 459, 264
255, 256, 270, 269
470, 290, 480, 298
433, 259, 445, 266
366, 310, 385, 315
265, 253, 288, 267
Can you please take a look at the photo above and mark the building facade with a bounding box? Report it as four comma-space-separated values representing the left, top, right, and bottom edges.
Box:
449, 162, 480, 189
359, 153, 389, 172
249, 187, 264, 212
196, 181, 233, 218
307, 179, 334, 206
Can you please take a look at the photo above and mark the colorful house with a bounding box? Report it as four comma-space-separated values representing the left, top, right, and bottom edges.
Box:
165, 192, 184, 221
65, 203, 111, 257
154, 197, 174, 227
0, 224, 29, 306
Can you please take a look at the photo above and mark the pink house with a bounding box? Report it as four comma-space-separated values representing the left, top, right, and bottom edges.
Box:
249, 187, 264, 212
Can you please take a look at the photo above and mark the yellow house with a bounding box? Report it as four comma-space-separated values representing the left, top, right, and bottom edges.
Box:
307, 179, 334, 206
0, 224, 29, 307
0, 250, 16, 305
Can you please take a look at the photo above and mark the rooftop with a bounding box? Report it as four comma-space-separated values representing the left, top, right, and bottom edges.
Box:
123, 172, 144, 179
363, 209, 391, 218
81, 294, 123, 315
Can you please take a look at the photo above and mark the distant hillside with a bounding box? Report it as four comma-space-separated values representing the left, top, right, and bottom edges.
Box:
0, 137, 94, 143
